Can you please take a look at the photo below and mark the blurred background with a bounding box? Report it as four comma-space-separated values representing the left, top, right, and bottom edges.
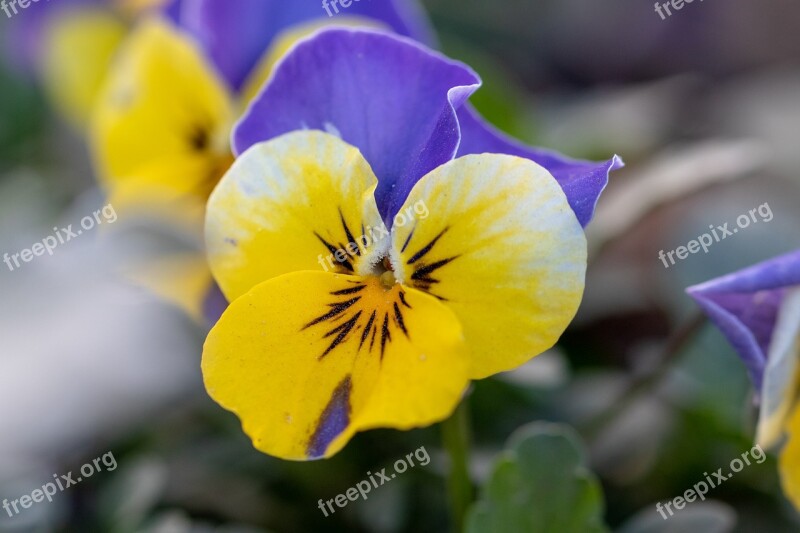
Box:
1, 0, 800, 531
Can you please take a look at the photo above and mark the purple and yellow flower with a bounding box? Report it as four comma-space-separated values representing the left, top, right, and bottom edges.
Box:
89, 0, 432, 321
201, 28, 622, 460
688, 250, 800, 506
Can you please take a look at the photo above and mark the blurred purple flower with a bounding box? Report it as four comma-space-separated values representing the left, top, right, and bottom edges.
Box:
687, 250, 800, 389
165, 0, 435, 91
234, 28, 622, 226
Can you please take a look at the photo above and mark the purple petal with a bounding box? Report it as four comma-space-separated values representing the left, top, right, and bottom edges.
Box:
306, 375, 352, 459
203, 281, 228, 327
457, 105, 623, 228
160, 0, 183, 23
233, 28, 480, 222
687, 250, 800, 389
172, 0, 434, 91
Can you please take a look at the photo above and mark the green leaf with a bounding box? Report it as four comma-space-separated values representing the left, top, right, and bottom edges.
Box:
466, 423, 608, 533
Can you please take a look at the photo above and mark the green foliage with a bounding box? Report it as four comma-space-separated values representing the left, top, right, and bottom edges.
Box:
0, 61, 46, 170
466, 423, 608, 533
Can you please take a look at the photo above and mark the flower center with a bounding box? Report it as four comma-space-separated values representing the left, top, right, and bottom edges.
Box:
301, 277, 412, 361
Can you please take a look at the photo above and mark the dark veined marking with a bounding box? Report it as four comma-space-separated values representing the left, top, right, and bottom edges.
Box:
369, 325, 377, 352
314, 232, 354, 272
304, 285, 412, 360
411, 257, 460, 283
411, 256, 459, 300
407, 227, 448, 265
380, 313, 392, 360
400, 227, 416, 253
402, 226, 460, 300
405, 226, 460, 300
339, 208, 360, 257
312, 207, 367, 272
399, 292, 412, 309
393, 303, 408, 337
320, 311, 362, 360
359, 310, 377, 350
331, 285, 366, 296
306, 375, 352, 459
302, 296, 360, 329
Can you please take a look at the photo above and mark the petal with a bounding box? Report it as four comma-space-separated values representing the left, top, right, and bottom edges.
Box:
106, 153, 230, 232
124, 253, 215, 324
115, 0, 172, 17
160, 0, 183, 22
687, 250, 800, 389
232, 28, 480, 222
174, 0, 435, 91
206, 131, 385, 302
456, 105, 624, 228
238, 17, 389, 108
91, 18, 235, 199
202, 271, 470, 460
757, 288, 800, 448
388, 154, 587, 379
40, 8, 127, 128
202, 281, 228, 326
780, 404, 800, 510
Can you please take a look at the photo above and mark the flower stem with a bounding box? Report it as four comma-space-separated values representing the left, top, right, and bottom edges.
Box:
441, 399, 473, 533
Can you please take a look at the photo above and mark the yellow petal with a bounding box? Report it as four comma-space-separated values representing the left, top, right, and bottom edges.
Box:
108, 153, 233, 234
206, 131, 385, 302
389, 154, 587, 379
780, 403, 800, 509
758, 288, 800, 448
40, 9, 126, 129
91, 18, 235, 206
203, 271, 469, 460
115, 0, 171, 18
124, 252, 214, 324
239, 17, 388, 106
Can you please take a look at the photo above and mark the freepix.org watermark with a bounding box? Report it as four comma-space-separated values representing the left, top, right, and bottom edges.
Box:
2, 203, 117, 273
2, 0, 52, 19
317, 446, 430, 517
2, 452, 117, 519
317, 199, 429, 272
658, 202, 773, 269
654, 0, 707, 21
655, 445, 766, 520
321, 0, 362, 17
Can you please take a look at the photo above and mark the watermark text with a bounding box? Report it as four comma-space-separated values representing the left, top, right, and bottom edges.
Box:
655, 444, 765, 520
317, 446, 430, 517
2, 451, 117, 519
3, 203, 117, 273
658, 202, 773, 268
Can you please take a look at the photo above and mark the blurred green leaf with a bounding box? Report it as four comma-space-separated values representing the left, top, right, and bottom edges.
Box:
466, 422, 608, 533
0, 61, 46, 169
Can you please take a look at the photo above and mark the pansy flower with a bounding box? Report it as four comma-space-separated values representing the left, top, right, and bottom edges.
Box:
202, 28, 622, 460
89, 1, 432, 321
688, 250, 800, 506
